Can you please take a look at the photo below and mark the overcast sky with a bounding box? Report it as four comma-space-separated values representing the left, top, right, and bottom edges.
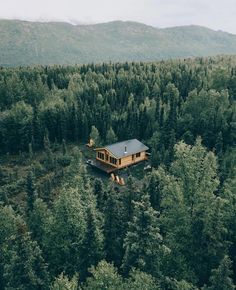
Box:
0, 0, 236, 34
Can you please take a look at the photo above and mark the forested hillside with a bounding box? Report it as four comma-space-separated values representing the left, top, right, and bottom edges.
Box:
0, 56, 236, 289
2, 19, 236, 66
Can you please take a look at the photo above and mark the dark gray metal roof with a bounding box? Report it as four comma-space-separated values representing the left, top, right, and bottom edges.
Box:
105, 139, 149, 159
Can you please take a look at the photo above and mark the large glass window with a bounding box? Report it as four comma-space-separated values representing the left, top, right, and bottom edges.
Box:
97, 152, 105, 160
109, 156, 117, 165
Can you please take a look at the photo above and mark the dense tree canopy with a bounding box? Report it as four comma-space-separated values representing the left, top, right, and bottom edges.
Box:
0, 56, 236, 289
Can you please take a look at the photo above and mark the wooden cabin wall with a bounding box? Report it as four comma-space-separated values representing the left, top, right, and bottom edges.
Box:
96, 149, 147, 169
117, 151, 147, 168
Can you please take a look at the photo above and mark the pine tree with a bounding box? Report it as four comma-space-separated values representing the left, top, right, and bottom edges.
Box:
89, 126, 101, 147
62, 138, 67, 155
28, 142, 33, 160
124, 269, 160, 290
93, 178, 106, 211
80, 205, 104, 281
216, 131, 223, 155
26, 171, 37, 213
50, 273, 78, 290
122, 193, 168, 277
123, 176, 137, 225
205, 256, 235, 290
83, 260, 123, 290
28, 198, 52, 247
45, 189, 86, 277
104, 186, 125, 266
106, 127, 117, 144
43, 130, 54, 169
3, 222, 49, 290
146, 171, 162, 210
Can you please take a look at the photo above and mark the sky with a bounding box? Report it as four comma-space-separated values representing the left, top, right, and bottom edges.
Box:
0, 0, 236, 34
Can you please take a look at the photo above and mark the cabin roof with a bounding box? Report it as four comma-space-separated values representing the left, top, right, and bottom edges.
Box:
103, 139, 149, 159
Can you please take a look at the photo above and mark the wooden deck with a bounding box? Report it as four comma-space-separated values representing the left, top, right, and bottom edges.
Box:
87, 159, 117, 173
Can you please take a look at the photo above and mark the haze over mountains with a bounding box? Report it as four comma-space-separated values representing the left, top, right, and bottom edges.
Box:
1, 19, 236, 66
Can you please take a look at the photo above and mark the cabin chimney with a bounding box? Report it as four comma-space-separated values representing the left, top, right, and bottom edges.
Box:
124, 145, 127, 154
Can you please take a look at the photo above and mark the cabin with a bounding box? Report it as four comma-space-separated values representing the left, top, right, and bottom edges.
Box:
93, 139, 149, 173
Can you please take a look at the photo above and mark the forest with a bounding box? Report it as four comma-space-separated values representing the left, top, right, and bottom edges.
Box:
0, 55, 236, 289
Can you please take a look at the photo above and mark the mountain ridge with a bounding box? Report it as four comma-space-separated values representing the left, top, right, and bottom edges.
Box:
1, 19, 236, 66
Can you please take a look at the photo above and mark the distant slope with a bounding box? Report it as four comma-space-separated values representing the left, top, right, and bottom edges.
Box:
1, 19, 236, 66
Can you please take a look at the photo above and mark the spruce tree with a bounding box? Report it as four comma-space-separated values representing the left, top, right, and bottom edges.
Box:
106, 127, 117, 144
50, 273, 78, 290
122, 193, 167, 277
3, 222, 49, 290
26, 171, 37, 213
89, 126, 101, 147
83, 260, 123, 290
205, 256, 235, 290
104, 185, 125, 266
93, 178, 106, 211
80, 205, 104, 281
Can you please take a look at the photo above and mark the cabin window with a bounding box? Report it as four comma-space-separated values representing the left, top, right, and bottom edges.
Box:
136, 152, 141, 158
119, 159, 121, 165
109, 156, 117, 165
132, 154, 135, 161
98, 152, 104, 160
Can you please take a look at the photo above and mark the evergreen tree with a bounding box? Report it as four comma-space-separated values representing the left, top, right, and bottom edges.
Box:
45, 188, 86, 277
124, 269, 160, 290
216, 131, 223, 155
104, 185, 125, 266
93, 178, 106, 211
3, 222, 49, 290
28, 142, 33, 160
205, 256, 235, 290
122, 193, 168, 277
50, 273, 78, 290
80, 205, 104, 280
83, 260, 123, 290
26, 171, 37, 213
43, 130, 54, 169
123, 176, 137, 225
62, 138, 67, 155
106, 127, 118, 144
28, 198, 52, 248
89, 126, 101, 147
146, 170, 162, 210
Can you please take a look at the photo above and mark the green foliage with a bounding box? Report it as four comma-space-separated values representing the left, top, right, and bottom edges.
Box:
104, 185, 126, 266
2, 222, 49, 290
205, 256, 235, 290
56, 154, 72, 167
50, 273, 78, 290
160, 140, 228, 285
45, 189, 87, 277
0, 101, 33, 153
26, 171, 37, 213
0, 57, 236, 290
122, 193, 168, 276
90, 126, 101, 147
2, 20, 236, 66
83, 260, 123, 290
106, 127, 118, 144
124, 269, 160, 290
28, 198, 52, 247
80, 205, 104, 280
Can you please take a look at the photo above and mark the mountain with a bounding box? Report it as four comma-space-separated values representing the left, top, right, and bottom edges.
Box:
1, 19, 236, 66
